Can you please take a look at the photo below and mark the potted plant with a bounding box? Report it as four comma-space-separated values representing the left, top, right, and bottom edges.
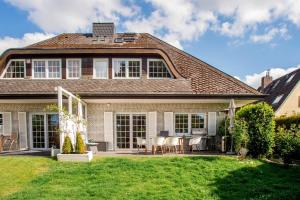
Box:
234, 119, 249, 158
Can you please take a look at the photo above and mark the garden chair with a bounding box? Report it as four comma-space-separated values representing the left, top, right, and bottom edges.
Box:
136, 137, 147, 153
3, 133, 19, 151
151, 137, 165, 155
189, 137, 202, 153
164, 137, 180, 153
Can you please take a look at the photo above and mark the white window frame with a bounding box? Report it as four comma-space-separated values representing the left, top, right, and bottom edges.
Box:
0, 112, 3, 135
0, 59, 26, 79
93, 58, 109, 79
66, 58, 82, 79
147, 58, 173, 79
32, 59, 62, 79
112, 58, 142, 79
174, 113, 206, 135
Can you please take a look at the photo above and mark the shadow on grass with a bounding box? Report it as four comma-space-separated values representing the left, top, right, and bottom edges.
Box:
212, 162, 300, 200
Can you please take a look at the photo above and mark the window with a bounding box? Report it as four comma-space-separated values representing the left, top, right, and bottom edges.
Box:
148, 59, 172, 78
0, 113, 3, 134
273, 94, 283, 104
3, 60, 26, 78
175, 113, 206, 135
32, 59, 61, 79
113, 59, 141, 79
286, 74, 295, 84
67, 59, 81, 79
175, 114, 189, 134
93, 59, 108, 79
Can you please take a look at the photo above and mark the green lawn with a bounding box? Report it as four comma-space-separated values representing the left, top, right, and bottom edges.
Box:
0, 156, 299, 200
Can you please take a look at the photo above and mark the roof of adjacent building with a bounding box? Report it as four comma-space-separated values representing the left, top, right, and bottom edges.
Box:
0, 32, 263, 98
260, 68, 300, 111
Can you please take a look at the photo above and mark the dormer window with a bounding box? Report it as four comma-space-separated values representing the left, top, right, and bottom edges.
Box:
147, 59, 172, 78
113, 58, 141, 79
32, 59, 61, 79
2, 60, 25, 78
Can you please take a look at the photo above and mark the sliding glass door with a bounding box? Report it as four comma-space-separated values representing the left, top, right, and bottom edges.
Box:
115, 113, 147, 150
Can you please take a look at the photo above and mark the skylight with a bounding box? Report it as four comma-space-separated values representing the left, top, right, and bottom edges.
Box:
272, 94, 283, 104
286, 74, 295, 84
272, 80, 280, 90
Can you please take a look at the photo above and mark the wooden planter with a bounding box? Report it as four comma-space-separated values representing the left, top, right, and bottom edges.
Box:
57, 151, 93, 162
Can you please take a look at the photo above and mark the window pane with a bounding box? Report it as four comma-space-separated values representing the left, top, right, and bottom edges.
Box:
175, 114, 189, 134
128, 60, 141, 78
4, 60, 25, 78
148, 60, 171, 78
48, 60, 61, 78
113, 60, 126, 78
0, 114, 3, 134
94, 60, 108, 78
33, 61, 46, 78
67, 60, 81, 78
191, 114, 205, 129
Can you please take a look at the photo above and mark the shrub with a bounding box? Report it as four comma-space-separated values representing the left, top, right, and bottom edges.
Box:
218, 117, 230, 136
233, 119, 249, 152
235, 102, 275, 158
75, 132, 85, 154
274, 125, 300, 164
275, 113, 300, 129
62, 136, 73, 154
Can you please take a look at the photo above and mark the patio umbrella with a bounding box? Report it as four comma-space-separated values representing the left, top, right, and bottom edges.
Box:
227, 99, 236, 154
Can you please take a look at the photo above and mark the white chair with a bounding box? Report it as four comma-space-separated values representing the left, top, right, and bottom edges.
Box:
164, 137, 180, 153
189, 137, 202, 153
136, 137, 147, 153
151, 137, 165, 155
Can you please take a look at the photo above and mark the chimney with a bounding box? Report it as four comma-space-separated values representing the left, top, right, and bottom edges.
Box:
92, 22, 115, 38
261, 70, 273, 90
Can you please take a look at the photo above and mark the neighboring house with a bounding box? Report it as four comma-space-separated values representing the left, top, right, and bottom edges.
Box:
0, 23, 263, 151
259, 68, 300, 116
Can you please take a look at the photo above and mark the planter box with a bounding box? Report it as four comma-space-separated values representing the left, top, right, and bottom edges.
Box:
57, 151, 93, 162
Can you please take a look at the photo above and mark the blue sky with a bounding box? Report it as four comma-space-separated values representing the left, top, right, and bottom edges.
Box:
0, 0, 300, 88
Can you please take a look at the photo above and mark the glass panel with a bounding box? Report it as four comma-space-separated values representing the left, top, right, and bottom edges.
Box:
113, 60, 126, 78
67, 60, 81, 78
0, 114, 3, 134
128, 61, 141, 78
132, 114, 146, 148
116, 114, 130, 149
148, 60, 171, 78
47, 114, 59, 148
48, 60, 61, 78
94, 60, 108, 78
191, 114, 205, 129
4, 60, 25, 78
33, 61, 46, 78
32, 114, 45, 148
175, 114, 189, 134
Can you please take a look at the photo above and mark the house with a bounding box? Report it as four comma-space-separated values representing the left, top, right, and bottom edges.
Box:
0, 23, 263, 152
259, 68, 300, 117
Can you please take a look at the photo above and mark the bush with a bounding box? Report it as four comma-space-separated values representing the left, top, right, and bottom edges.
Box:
62, 136, 73, 154
235, 102, 275, 158
234, 119, 249, 152
274, 125, 300, 164
75, 132, 85, 154
218, 117, 230, 136
275, 113, 300, 129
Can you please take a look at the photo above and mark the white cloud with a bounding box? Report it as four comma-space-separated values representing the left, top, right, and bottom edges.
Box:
239, 65, 300, 89
250, 26, 289, 43
0, 32, 55, 54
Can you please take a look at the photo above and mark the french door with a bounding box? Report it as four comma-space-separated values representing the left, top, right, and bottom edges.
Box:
115, 113, 147, 150
31, 113, 59, 149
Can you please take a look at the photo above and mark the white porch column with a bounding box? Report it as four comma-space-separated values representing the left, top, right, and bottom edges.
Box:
57, 86, 64, 152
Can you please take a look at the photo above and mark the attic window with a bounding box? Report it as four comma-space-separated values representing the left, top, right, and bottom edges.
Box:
3, 60, 25, 78
286, 74, 295, 84
272, 94, 283, 104
147, 59, 172, 78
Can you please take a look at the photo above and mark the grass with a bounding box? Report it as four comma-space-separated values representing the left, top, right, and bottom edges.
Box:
0, 156, 299, 200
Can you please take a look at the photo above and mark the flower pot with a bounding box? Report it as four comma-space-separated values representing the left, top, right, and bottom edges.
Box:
239, 147, 248, 157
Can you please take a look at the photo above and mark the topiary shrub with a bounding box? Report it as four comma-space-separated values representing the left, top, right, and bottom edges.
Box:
235, 102, 275, 158
274, 124, 300, 164
234, 119, 249, 152
62, 136, 73, 154
75, 132, 85, 154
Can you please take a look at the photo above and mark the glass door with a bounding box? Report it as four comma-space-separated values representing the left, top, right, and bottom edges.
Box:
32, 114, 45, 149
115, 113, 147, 150
47, 114, 59, 148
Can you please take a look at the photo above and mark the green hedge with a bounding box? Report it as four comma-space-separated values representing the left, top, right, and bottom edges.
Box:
235, 102, 275, 158
275, 113, 300, 129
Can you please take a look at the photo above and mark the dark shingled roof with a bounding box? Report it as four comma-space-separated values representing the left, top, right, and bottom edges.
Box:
0, 32, 263, 98
260, 68, 300, 111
